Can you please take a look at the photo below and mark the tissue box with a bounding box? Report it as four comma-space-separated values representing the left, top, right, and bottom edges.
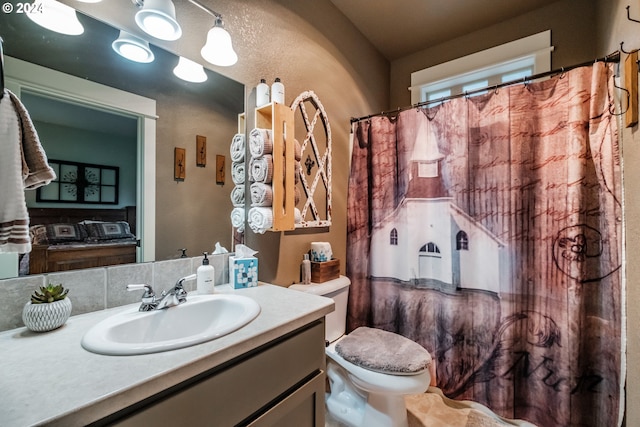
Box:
229, 255, 259, 288
311, 258, 340, 283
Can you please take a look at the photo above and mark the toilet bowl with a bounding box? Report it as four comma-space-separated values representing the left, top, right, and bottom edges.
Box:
290, 276, 431, 427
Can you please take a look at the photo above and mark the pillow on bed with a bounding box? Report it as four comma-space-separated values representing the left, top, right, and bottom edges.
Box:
84, 221, 135, 241
29, 225, 49, 245
44, 223, 88, 244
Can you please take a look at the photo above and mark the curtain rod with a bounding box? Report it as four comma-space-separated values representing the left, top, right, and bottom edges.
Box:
350, 51, 621, 124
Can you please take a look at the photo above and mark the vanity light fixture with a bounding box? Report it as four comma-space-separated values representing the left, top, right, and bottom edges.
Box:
112, 30, 155, 63
27, 0, 84, 36
200, 16, 238, 67
133, 0, 182, 41
76, 0, 103, 3
173, 56, 208, 83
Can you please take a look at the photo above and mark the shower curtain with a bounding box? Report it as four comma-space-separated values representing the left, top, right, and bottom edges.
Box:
346, 63, 622, 426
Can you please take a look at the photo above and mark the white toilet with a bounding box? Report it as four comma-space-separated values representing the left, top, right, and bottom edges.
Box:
290, 276, 432, 427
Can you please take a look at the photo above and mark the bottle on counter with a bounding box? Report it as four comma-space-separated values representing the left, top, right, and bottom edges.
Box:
301, 253, 311, 285
197, 252, 215, 294
271, 77, 285, 104
256, 78, 270, 107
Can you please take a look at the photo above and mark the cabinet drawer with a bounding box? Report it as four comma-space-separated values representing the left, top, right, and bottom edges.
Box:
246, 371, 325, 427
110, 320, 325, 427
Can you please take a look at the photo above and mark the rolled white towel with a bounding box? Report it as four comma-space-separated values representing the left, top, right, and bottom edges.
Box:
248, 207, 273, 234
294, 207, 302, 224
250, 182, 273, 207
230, 207, 245, 232
249, 128, 273, 157
249, 155, 273, 183
231, 161, 245, 185
230, 184, 245, 207
230, 133, 245, 163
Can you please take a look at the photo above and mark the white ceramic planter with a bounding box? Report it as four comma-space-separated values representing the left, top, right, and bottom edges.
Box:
22, 298, 72, 332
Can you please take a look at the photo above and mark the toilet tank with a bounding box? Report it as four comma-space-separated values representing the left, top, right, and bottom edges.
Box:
289, 276, 351, 343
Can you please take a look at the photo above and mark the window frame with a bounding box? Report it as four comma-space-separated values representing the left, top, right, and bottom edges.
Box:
456, 230, 469, 251
390, 228, 398, 245
410, 31, 553, 105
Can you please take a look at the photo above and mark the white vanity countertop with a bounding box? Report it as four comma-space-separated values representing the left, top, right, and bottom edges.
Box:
0, 283, 333, 427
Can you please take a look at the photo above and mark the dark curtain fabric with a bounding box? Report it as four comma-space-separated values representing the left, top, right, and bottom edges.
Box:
346, 63, 622, 426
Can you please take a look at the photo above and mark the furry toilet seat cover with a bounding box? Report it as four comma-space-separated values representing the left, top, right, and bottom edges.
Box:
335, 327, 431, 374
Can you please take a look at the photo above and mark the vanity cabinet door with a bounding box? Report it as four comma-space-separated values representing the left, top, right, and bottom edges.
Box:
108, 320, 325, 427
246, 371, 325, 427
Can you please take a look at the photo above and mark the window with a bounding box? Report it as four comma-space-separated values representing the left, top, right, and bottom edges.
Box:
37, 159, 119, 204
390, 228, 398, 245
418, 162, 438, 178
456, 231, 469, 250
410, 31, 553, 104
420, 242, 441, 256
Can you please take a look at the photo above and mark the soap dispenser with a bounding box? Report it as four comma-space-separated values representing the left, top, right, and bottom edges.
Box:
271, 77, 285, 104
197, 252, 215, 294
256, 78, 270, 107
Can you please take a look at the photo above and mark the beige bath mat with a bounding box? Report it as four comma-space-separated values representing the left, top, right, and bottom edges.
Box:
406, 387, 538, 427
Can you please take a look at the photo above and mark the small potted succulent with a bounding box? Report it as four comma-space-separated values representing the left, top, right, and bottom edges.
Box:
22, 284, 72, 332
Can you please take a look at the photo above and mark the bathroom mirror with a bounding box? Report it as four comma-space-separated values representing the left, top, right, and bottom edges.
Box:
0, 8, 245, 278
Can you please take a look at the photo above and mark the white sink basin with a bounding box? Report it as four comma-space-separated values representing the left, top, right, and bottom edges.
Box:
81, 294, 260, 355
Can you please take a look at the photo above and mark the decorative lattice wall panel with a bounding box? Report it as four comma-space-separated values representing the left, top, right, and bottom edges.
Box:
290, 91, 332, 228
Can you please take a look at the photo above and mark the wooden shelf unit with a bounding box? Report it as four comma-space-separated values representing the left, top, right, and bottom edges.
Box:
255, 102, 296, 232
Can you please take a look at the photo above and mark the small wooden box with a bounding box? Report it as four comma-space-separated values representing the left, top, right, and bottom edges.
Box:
311, 258, 340, 283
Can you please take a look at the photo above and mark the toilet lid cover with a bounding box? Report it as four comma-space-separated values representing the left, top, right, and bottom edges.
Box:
335, 327, 432, 374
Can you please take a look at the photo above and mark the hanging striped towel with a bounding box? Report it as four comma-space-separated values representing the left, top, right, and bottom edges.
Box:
0, 89, 56, 254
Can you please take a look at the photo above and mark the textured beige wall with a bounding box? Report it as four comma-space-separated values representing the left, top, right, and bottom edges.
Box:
65, 0, 389, 276
226, 0, 389, 285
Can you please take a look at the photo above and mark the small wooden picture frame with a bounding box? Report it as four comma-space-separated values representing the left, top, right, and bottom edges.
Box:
216, 155, 225, 184
196, 135, 207, 167
174, 147, 186, 180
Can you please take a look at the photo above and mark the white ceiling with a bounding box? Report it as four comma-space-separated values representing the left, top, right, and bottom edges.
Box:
329, 0, 560, 60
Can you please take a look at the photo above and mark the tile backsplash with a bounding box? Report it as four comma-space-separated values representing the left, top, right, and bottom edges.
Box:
0, 253, 231, 332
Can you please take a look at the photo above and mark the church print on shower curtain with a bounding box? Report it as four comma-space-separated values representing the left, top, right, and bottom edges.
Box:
346, 62, 623, 427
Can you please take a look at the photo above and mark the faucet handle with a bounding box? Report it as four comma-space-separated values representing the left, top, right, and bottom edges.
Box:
127, 284, 154, 295
127, 284, 155, 300
127, 284, 156, 311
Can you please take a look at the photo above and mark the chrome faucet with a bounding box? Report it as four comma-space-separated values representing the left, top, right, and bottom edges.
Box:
127, 274, 196, 312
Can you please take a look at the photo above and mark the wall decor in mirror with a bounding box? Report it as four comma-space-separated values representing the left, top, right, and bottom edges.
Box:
37, 160, 120, 204
0, 6, 245, 279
